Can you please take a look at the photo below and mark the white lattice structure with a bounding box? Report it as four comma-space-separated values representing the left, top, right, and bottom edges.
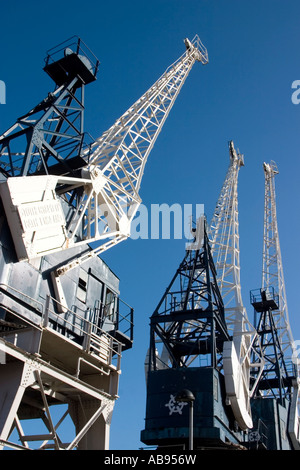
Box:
208, 141, 246, 332
262, 161, 296, 363
262, 161, 300, 447
61, 35, 208, 266
208, 141, 264, 430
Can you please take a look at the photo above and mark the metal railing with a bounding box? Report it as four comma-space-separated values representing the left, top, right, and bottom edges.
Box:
43, 295, 122, 370
0, 283, 123, 371
44, 35, 100, 78
116, 298, 134, 342
250, 286, 279, 307
0, 283, 44, 316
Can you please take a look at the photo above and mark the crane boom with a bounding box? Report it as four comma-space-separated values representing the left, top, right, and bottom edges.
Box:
59, 35, 208, 267
262, 162, 295, 358
208, 141, 245, 332
208, 141, 264, 430
262, 162, 300, 447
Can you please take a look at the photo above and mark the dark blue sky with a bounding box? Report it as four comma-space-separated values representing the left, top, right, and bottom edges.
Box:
1, 0, 300, 450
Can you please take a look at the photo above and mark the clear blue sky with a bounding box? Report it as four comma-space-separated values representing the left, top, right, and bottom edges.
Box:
1, 0, 300, 450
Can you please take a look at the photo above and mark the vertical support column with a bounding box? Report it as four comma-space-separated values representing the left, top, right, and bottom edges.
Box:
68, 398, 114, 450
0, 361, 34, 446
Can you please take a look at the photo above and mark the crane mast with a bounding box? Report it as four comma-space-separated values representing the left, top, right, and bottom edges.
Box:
141, 142, 265, 450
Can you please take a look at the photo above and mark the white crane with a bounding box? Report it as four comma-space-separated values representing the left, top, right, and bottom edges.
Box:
56, 36, 208, 268
0, 36, 208, 308
260, 161, 300, 447
0, 35, 209, 450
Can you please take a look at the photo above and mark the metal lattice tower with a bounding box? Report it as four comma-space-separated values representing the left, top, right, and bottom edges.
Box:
147, 216, 230, 373
0, 36, 99, 179
252, 161, 299, 391
250, 287, 292, 402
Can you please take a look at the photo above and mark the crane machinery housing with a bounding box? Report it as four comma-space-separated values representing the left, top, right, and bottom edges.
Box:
0, 35, 208, 450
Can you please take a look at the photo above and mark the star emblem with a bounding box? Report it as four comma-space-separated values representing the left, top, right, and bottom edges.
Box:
165, 394, 188, 415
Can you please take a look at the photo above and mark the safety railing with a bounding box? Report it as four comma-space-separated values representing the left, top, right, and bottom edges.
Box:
44, 35, 100, 78
0, 283, 123, 371
250, 287, 279, 307
116, 298, 134, 342
155, 289, 206, 317
43, 295, 122, 371
0, 283, 44, 315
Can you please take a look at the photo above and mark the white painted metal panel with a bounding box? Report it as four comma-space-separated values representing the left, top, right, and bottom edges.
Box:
223, 338, 253, 430
288, 380, 300, 449
0, 175, 67, 260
